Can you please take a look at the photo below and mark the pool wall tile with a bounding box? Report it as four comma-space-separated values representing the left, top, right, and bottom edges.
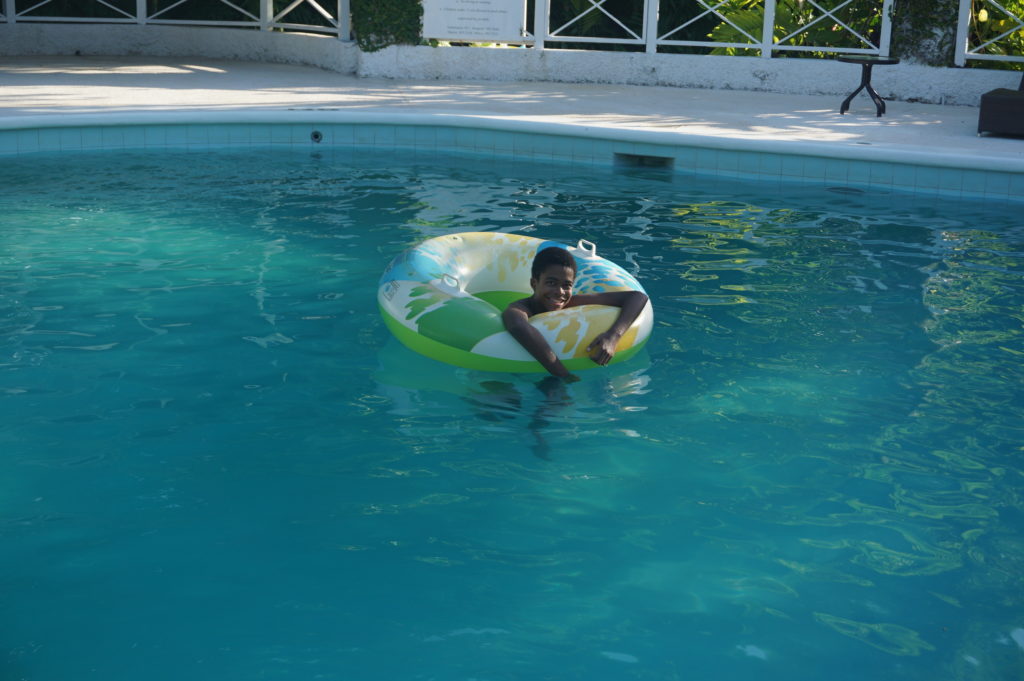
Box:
286, 124, 304, 145
226, 124, 250, 145
758, 152, 783, 177
513, 133, 539, 159
733, 150, 756, 174
1008, 173, 1024, 199
21, 129, 40, 154
983, 171, 1011, 197
353, 125, 375, 146
549, 135, 570, 159
802, 157, 826, 184
162, 126, 187, 146
373, 125, 396, 148
898, 164, 923, 189
0, 131, 16, 155
475, 128, 498, 155
58, 128, 82, 151
780, 154, 803, 177
143, 125, 167, 148
914, 166, 940, 190
674, 146, 697, 170
269, 124, 293, 145
938, 168, 963, 194
847, 160, 871, 184
414, 125, 437, 149
451, 127, 474, 151
36, 129, 60, 151
121, 127, 145, 148
99, 127, 123, 149
825, 159, 848, 182
961, 169, 987, 194
568, 137, 592, 164
490, 131, 514, 153
696, 148, 717, 172
184, 125, 208, 146
434, 127, 456, 149
326, 124, 352, 146
716, 148, 741, 171
393, 125, 417, 147
869, 161, 894, 187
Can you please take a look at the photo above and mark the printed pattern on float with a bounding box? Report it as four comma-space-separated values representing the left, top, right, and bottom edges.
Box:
378, 232, 653, 372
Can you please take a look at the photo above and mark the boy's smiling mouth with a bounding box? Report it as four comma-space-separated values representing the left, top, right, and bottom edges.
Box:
546, 295, 568, 310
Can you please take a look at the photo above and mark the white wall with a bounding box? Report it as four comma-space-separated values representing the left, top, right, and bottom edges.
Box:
358, 45, 1020, 107
1, 24, 1018, 106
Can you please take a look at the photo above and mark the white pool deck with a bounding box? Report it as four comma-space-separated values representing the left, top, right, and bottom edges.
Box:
1, 56, 1022, 174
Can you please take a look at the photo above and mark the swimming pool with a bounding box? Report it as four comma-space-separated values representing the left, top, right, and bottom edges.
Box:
2, 142, 1023, 681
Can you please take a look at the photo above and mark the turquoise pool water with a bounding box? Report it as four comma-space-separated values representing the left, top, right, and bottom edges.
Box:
2, 147, 1023, 681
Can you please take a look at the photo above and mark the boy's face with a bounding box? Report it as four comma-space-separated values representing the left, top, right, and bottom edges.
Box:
530, 264, 575, 312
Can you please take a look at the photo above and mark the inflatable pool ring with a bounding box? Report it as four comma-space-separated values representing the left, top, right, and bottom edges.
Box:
378, 232, 653, 372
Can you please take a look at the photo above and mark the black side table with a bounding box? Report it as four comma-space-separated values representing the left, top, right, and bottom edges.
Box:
838, 56, 900, 117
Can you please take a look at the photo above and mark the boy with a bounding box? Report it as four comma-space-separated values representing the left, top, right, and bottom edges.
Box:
502, 246, 649, 380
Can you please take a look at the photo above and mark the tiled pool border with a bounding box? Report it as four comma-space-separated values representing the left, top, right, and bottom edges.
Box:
2, 111, 1022, 203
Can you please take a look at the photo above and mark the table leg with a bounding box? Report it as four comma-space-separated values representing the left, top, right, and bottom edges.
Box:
840, 84, 865, 115
865, 82, 886, 117
840, 63, 880, 116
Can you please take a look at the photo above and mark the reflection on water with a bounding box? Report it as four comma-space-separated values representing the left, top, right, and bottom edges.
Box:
375, 337, 653, 460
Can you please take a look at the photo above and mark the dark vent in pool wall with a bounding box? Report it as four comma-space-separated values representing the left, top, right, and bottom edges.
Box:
614, 152, 674, 170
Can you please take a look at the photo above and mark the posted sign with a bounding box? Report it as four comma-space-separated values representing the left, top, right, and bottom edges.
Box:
422, 0, 527, 43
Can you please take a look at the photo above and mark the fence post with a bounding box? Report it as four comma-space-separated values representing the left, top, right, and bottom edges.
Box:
261, 0, 272, 31
136, 0, 145, 24
645, 0, 658, 54
761, 0, 776, 58
534, 0, 548, 50
954, 0, 971, 66
4, 0, 15, 23
878, 0, 893, 56
337, 0, 351, 40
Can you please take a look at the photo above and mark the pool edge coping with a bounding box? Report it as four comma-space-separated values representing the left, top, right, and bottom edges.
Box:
3, 109, 1023, 176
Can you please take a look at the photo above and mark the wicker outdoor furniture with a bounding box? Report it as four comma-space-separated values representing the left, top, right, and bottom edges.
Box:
978, 73, 1024, 137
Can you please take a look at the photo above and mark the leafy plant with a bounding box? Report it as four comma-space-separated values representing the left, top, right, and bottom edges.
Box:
351, 0, 422, 52
706, 0, 885, 57
966, 0, 1024, 70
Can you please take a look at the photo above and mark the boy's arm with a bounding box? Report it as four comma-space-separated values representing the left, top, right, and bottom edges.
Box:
569, 290, 649, 366
502, 302, 577, 380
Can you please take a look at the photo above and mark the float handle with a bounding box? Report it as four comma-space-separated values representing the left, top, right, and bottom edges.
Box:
440, 273, 464, 295
577, 239, 597, 257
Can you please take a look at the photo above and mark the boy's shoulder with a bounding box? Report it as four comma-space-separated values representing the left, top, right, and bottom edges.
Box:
505, 297, 532, 314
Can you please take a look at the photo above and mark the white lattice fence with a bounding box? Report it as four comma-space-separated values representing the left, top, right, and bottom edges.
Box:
533, 0, 894, 57
1, 0, 350, 37
956, 0, 1024, 65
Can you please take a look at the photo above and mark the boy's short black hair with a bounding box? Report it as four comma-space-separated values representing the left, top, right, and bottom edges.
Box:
531, 247, 577, 280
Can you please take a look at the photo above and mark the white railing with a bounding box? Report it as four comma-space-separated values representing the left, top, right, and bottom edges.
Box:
1, 0, 351, 38
956, 0, 1024, 66
532, 0, 894, 57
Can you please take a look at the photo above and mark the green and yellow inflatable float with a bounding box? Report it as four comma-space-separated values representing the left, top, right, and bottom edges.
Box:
378, 232, 653, 372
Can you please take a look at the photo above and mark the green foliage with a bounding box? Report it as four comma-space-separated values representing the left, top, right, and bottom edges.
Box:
707, 0, 886, 57
889, 0, 959, 66
351, 0, 422, 52
964, 0, 1024, 70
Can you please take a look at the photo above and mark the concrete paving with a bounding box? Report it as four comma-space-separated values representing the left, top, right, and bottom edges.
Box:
1, 56, 1022, 171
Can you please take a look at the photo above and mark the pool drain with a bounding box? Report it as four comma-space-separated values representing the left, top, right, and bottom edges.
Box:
311, 130, 323, 143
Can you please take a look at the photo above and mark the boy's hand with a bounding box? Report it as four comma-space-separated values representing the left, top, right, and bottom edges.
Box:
586, 330, 621, 366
